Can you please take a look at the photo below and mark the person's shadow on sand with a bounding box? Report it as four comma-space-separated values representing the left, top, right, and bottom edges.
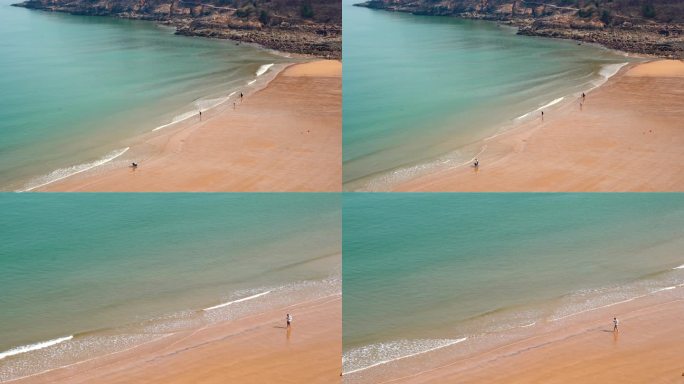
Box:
599, 329, 620, 344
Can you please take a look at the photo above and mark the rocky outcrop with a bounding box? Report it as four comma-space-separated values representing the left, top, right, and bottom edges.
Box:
518, 17, 682, 58
356, 0, 684, 58
14, 0, 341, 58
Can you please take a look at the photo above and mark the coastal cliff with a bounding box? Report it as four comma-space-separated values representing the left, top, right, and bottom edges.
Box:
13, 0, 341, 58
356, 0, 683, 58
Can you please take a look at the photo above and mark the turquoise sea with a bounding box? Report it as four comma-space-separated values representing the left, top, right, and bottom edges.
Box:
343, 0, 636, 190
343, 193, 684, 376
0, 193, 340, 381
0, 0, 289, 191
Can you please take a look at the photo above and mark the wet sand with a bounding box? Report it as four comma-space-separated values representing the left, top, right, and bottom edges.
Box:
452, 299, 684, 384
346, 290, 684, 384
13, 295, 341, 384
393, 60, 684, 192
41, 60, 342, 192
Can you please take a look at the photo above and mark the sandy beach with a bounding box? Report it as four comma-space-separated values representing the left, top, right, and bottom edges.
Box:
39, 60, 341, 192
391, 59, 684, 192
345, 289, 684, 384
12, 295, 341, 384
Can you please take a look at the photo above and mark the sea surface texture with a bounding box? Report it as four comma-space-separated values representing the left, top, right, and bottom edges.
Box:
0, 0, 287, 191
343, 193, 684, 376
0, 193, 340, 381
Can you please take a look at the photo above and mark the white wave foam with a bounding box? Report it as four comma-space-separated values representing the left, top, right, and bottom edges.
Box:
18, 148, 129, 192
247, 79, 257, 86
519, 322, 536, 328
599, 62, 628, 80
2, 334, 172, 383
2, 277, 339, 381
153, 91, 238, 132
514, 112, 532, 120
539, 97, 564, 110
343, 338, 467, 375
589, 62, 628, 91
652, 286, 677, 293
152, 121, 179, 132
358, 146, 487, 192
203, 290, 271, 311
551, 284, 680, 322
514, 97, 564, 121
256, 63, 274, 77
153, 110, 198, 131
0, 336, 73, 360
195, 91, 237, 112
551, 296, 637, 322
673, 264, 684, 270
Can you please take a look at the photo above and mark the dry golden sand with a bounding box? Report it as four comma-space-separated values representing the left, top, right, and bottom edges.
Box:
347, 293, 684, 384
41, 60, 342, 192
392, 59, 684, 192
14, 295, 341, 384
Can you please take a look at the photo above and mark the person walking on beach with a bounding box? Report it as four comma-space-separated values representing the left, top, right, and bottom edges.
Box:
582, 92, 586, 101
240, 92, 244, 102
199, 110, 202, 121
286, 313, 293, 328
473, 158, 479, 168
613, 317, 619, 332
541, 111, 544, 121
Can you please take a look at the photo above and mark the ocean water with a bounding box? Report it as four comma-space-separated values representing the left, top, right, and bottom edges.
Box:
0, 193, 340, 381
342, 0, 636, 190
343, 193, 684, 375
0, 0, 290, 191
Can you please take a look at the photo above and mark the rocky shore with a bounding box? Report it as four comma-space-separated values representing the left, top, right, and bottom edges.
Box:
13, 0, 341, 59
357, 0, 683, 58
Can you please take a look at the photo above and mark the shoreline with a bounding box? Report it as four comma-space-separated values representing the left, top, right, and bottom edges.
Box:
6, 294, 342, 384
354, 2, 683, 59
343, 280, 684, 383
16, 61, 288, 192
373, 59, 684, 192
13, 2, 341, 59
34, 59, 341, 192
344, 59, 628, 191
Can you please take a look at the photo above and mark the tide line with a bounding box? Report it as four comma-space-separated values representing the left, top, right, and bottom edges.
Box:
203, 291, 271, 311
514, 97, 564, 121
344, 338, 468, 376
18, 147, 129, 192
0, 335, 73, 360
551, 285, 681, 322
256, 63, 274, 77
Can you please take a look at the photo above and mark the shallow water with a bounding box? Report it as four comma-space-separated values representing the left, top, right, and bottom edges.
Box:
342, 0, 634, 189
343, 193, 684, 373
0, 193, 340, 380
0, 0, 289, 190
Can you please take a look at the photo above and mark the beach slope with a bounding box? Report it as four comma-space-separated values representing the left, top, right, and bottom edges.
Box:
372, 297, 683, 384
41, 60, 342, 192
394, 60, 684, 192
13, 295, 342, 384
